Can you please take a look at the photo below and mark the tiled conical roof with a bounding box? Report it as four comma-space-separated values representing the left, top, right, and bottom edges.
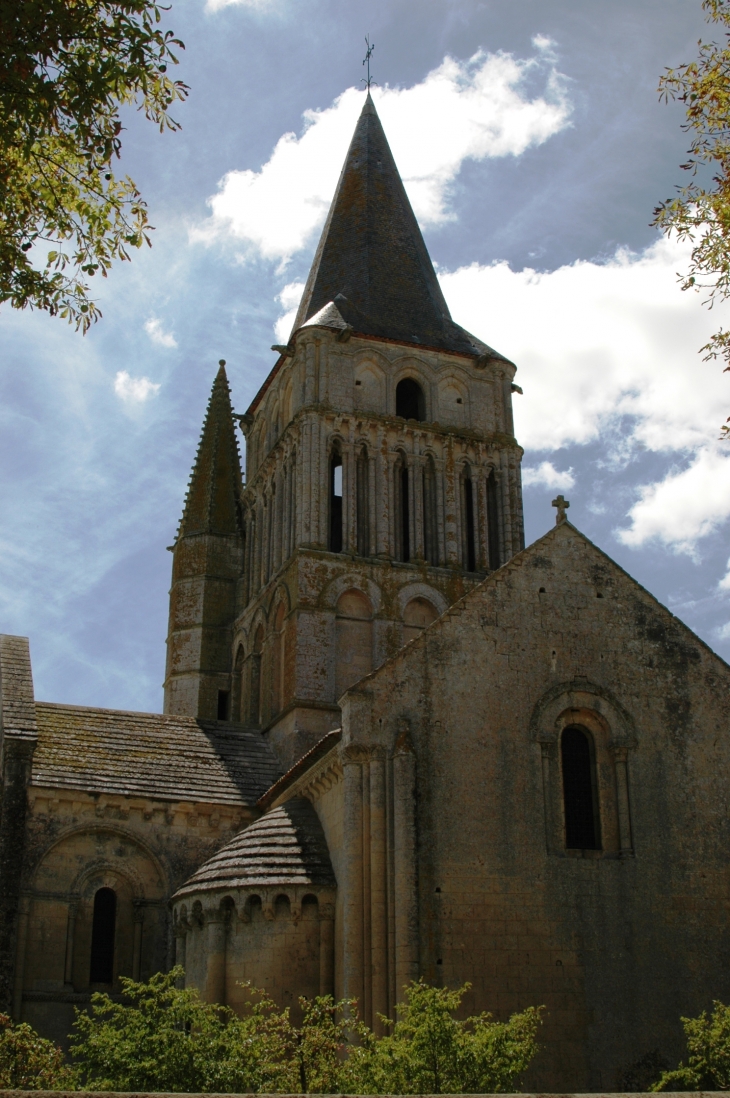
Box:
173, 798, 336, 898
291, 93, 508, 362
178, 364, 243, 539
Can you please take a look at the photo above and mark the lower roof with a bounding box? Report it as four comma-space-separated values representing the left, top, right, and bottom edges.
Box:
33, 702, 282, 807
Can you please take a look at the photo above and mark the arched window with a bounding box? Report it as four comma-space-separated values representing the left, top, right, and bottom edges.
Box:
486, 469, 501, 570
271, 601, 287, 715
329, 447, 343, 553
335, 589, 373, 697
423, 456, 438, 566
394, 452, 410, 563
89, 887, 116, 984
356, 446, 370, 556
396, 378, 425, 421
561, 726, 600, 850
461, 464, 476, 572
248, 625, 264, 727
403, 597, 439, 645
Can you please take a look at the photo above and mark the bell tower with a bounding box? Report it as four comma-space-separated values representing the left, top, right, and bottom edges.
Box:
230, 94, 524, 767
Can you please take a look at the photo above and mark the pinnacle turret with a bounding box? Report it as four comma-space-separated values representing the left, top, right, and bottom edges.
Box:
178, 363, 243, 540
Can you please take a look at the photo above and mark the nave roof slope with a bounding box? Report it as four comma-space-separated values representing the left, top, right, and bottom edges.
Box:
32, 702, 281, 805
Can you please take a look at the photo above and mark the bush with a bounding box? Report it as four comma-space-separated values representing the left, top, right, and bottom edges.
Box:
653, 999, 730, 1091
347, 980, 544, 1095
70, 967, 291, 1092
68, 967, 543, 1094
0, 1012, 75, 1090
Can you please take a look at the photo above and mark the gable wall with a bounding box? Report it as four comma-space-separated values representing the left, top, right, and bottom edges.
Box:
348, 524, 730, 1090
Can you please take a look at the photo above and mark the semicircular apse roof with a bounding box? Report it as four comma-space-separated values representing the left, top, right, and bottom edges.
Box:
173, 798, 335, 899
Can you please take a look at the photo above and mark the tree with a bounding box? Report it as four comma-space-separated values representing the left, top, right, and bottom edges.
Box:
0, 1012, 76, 1089
0, 0, 188, 332
653, 0, 730, 438
348, 980, 544, 1095
652, 999, 730, 1091
69, 967, 291, 1092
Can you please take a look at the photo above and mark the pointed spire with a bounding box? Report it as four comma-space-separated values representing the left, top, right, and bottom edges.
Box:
178, 363, 243, 539
291, 94, 507, 360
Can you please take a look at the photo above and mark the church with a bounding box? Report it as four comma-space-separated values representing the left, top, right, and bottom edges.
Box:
1, 93, 730, 1092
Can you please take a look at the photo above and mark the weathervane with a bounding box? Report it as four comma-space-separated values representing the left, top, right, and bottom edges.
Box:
361, 36, 376, 90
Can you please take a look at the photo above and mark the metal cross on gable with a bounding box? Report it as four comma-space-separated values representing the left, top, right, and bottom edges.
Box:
552, 494, 570, 525
361, 36, 376, 90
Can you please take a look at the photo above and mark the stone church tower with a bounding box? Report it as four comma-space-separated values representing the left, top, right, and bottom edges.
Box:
164, 93, 524, 768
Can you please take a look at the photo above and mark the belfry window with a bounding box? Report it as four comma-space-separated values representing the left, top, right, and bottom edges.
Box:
396, 378, 425, 422
461, 465, 476, 572
423, 456, 438, 566
89, 887, 116, 984
561, 726, 600, 850
486, 469, 500, 570
329, 449, 343, 553
356, 446, 370, 556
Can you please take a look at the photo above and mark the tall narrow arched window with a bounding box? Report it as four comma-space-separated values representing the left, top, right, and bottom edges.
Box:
394, 452, 410, 563
486, 469, 501, 570
89, 887, 116, 984
356, 446, 370, 557
248, 625, 264, 727
461, 464, 476, 572
329, 448, 343, 553
271, 601, 287, 715
423, 455, 438, 566
396, 378, 425, 421
561, 726, 601, 850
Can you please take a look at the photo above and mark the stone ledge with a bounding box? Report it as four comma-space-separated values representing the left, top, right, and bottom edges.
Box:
0, 1093, 723, 1098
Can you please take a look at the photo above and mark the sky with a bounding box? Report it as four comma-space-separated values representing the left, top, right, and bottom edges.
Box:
2, 0, 730, 712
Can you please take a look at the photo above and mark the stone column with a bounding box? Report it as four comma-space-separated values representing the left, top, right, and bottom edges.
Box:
174, 925, 187, 985
362, 757, 372, 1025
319, 902, 335, 997
11, 896, 29, 1020
369, 752, 388, 1033
132, 903, 144, 981
341, 752, 364, 1010
392, 722, 419, 998
204, 911, 227, 1005
443, 444, 458, 565
411, 454, 425, 562
539, 740, 562, 854
612, 745, 634, 856
64, 900, 77, 986
368, 450, 377, 557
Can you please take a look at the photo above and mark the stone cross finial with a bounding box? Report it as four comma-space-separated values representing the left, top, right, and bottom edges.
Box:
552, 494, 570, 524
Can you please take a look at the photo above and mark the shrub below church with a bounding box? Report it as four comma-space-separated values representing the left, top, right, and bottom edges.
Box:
70, 967, 291, 1092
652, 999, 730, 1091
0, 1012, 75, 1090
346, 980, 544, 1095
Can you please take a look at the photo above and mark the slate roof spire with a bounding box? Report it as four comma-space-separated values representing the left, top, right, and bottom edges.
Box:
291, 93, 507, 361
178, 362, 243, 539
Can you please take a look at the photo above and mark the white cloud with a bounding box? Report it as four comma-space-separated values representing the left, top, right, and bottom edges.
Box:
274, 281, 305, 342
718, 559, 730, 592
194, 49, 571, 260
440, 236, 730, 554
206, 0, 273, 10
114, 371, 161, 404
144, 317, 178, 349
522, 461, 575, 490
618, 448, 730, 553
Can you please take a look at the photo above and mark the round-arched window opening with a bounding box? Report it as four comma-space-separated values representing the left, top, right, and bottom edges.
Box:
396, 378, 426, 421
89, 887, 116, 984
561, 726, 601, 850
